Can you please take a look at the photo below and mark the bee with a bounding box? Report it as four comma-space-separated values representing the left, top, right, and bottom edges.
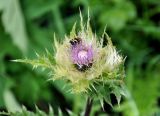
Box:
70, 37, 81, 46
74, 63, 92, 72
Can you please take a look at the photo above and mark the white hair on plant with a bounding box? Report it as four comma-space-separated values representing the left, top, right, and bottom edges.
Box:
104, 38, 123, 72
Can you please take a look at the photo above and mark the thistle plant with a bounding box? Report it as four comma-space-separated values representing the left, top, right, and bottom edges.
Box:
14, 12, 126, 114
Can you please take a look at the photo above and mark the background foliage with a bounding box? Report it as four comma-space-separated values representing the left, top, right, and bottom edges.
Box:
0, 0, 160, 115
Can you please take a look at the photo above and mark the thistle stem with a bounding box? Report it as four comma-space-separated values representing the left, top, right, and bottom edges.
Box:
84, 97, 93, 116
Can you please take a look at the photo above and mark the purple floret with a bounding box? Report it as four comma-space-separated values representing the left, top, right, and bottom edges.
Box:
71, 42, 94, 66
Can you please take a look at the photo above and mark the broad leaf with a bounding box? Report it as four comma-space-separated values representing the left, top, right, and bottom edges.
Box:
0, 0, 28, 53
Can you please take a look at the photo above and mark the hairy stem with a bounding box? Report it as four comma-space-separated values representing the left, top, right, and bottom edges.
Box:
84, 97, 93, 116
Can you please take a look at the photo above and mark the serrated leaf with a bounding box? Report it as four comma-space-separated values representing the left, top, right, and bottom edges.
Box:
12, 50, 55, 70
67, 109, 76, 116
104, 94, 113, 108
21, 106, 34, 116
99, 99, 104, 111
111, 85, 122, 105
90, 83, 113, 107
35, 105, 47, 116
110, 83, 127, 106
0, 105, 58, 116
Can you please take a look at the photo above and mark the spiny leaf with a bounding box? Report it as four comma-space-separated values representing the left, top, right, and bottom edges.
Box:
0, 111, 10, 115
99, 99, 104, 111
12, 50, 55, 70
111, 86, 122, 105
0, 105, 67, 116
48, 105, 54, 116
13, 58, 50, 69
104, 94, 113, 108
21, 106, 34, 115
67, 109, 77, 116
35, 105, 46, 115
58, 108, 63, 116
110, 83, 127, 106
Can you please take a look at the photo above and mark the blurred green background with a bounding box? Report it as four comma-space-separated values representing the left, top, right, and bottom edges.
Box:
0, 0, 160, 115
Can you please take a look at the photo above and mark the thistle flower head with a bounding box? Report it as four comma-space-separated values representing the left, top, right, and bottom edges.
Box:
53, 13, 125, 93
15, 11, 126, 105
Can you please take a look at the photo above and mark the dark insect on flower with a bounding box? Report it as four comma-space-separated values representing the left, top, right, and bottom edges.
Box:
70, 37, 82, 46
75, 63, 92, 72
70, 36, 94, 72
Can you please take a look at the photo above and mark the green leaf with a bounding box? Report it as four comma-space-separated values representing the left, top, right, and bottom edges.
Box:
48, 105, 54, 116
0, 75, 14, 108
12, 50, 55, 70
99, 1, 136, 31
58, 108, 63, 116
3, 90, 22, 112
35, 105, 47, 116
0, 0, 28, 53
117, 57, 160, 116
0, 105, 69, 116
111, 84, 127, 106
